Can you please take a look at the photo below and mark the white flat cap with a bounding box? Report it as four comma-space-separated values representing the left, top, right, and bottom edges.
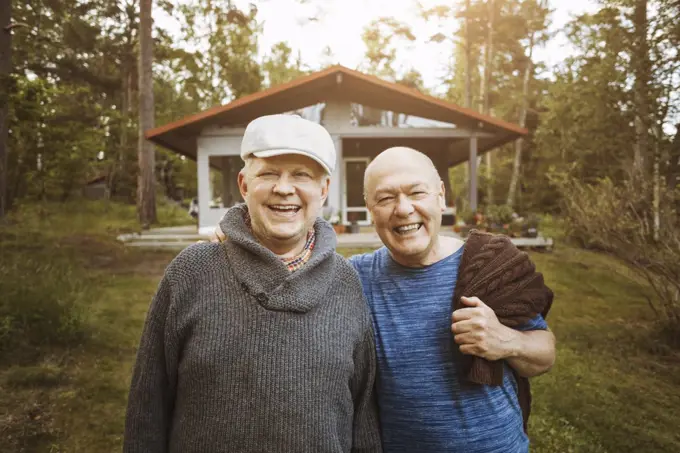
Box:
240, 114, 336, 174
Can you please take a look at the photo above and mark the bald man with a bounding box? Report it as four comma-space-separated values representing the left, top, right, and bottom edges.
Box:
349, 147, 555, 453
212, 146, 555, 453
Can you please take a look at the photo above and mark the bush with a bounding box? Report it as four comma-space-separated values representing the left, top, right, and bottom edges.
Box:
484, 204, 515, 225
0, 257, 88, 355
552, 175, 680, 332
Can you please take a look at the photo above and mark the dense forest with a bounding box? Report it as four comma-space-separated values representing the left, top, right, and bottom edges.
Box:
1, 0, 679, 321
1, 2, 680, 451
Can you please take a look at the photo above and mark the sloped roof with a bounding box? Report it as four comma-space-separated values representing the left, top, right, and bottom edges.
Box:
146, 64, 526, 160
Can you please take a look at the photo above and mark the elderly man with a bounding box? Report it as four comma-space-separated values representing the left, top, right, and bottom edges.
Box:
212, 145, 555, 451
124, 114, 382, 453
349, 147, 555, 453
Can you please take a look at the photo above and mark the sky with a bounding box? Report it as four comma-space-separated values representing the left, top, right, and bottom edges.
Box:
237, 0, 597, 93
158, 0, 600, 94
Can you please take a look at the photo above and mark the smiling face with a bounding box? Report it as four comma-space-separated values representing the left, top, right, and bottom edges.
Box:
238, 153, 329, 257
365, 148, 447, 267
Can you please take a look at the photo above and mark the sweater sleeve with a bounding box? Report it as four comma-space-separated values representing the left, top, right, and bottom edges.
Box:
123, 272, 179, 453
350, 325, 383, 453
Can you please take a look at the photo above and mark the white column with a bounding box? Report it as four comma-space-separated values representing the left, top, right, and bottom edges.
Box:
197, 145, 211, 234
320, 101, 350, 224
328, 135, 343, 220
196, 135, 244, 235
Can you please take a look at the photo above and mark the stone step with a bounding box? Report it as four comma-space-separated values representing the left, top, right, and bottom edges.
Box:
123, 234, 206, 241
141, 226, 198, 235
123, 241, 196, 249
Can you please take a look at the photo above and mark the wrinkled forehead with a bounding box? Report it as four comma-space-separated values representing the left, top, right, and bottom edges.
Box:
366, 167, 435, 197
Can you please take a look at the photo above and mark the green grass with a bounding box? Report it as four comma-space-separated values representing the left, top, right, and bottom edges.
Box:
0, 200, 183, 452
1, 202, 679, 452
1, 197, 191, 239
525, 247, 680, 452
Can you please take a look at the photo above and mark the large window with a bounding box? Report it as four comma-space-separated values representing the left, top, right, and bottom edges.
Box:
208, 156, 243, 209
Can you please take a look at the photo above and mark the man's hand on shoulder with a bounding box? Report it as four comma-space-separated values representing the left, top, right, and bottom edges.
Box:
197, 226, 228, 244
451, 296, 519, 362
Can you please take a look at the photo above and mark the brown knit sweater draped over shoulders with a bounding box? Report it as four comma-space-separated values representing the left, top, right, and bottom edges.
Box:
452, 229, 554, 431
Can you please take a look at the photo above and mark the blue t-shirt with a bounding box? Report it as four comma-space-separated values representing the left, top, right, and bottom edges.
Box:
350, 246, 548, 453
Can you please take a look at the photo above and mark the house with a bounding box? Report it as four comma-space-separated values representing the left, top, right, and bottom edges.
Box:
146, 65, 527, 235
83, 175, 108, 200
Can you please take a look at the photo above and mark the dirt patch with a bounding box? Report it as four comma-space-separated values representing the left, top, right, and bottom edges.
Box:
0, 391, 61, 452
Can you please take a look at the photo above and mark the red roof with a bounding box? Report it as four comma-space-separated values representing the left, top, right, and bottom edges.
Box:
147, 65, 526, 162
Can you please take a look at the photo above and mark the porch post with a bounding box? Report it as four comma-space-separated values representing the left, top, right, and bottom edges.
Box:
197, 145, 211, 233
469, 134, 478, 212
328, 135, 343, 220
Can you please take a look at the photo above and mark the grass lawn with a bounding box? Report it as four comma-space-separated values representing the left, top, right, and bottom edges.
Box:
1, 202, 679, 452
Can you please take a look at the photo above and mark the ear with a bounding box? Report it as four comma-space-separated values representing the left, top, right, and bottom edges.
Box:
320, 176, 330, 205
438, 180, 446, 211
238, 170, 248, 200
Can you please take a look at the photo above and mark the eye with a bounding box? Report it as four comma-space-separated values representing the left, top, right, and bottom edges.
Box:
377, 196, 394, 205
294, 171, 312, 178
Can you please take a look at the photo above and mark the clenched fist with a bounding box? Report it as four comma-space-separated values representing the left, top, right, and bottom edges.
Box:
451, 296, 518, 362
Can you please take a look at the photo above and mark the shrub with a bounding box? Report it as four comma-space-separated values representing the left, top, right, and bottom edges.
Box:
484, 204, 515, 225
552, 175, 680, 334
0, 257, 88, 356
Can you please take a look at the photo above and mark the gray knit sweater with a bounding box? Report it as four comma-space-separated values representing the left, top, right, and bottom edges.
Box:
123, 205, 382, 453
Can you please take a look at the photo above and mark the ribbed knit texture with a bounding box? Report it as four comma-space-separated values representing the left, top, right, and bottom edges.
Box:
451, 229, 554, 432
123, 204, 382, 453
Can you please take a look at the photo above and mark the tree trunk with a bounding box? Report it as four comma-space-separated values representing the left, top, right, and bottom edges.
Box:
633, 0, 649, 179
462, 0, 473, 212
482, 0, 495, 204
652, 125, 661, 241
138, 0, 156, 227
506, 17, 536, 208
109, 6, 137, 200
0, 0, 11, 219
464, 0, 472, 110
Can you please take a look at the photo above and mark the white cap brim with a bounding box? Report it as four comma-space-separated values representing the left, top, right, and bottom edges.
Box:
251, 149, 332, 175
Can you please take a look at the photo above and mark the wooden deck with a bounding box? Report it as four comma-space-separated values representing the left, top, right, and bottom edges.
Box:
117, 226, 553, 251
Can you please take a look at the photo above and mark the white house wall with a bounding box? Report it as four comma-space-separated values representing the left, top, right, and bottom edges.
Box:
196, 135, 242, 235
322, 101, 352, 221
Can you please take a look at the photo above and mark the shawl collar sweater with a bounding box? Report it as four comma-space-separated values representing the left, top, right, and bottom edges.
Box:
123, 205, 382, 453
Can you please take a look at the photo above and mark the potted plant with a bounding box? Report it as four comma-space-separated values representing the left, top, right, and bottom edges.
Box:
323, 207, 345, 234
484, 204, 514, 234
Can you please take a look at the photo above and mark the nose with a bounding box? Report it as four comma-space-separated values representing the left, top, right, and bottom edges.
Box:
272, 174, 295, 196
394, 194, 414, 217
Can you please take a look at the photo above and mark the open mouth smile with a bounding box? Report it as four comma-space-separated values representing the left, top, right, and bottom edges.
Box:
268, 204, 301, 216
393, 223, 423, 235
